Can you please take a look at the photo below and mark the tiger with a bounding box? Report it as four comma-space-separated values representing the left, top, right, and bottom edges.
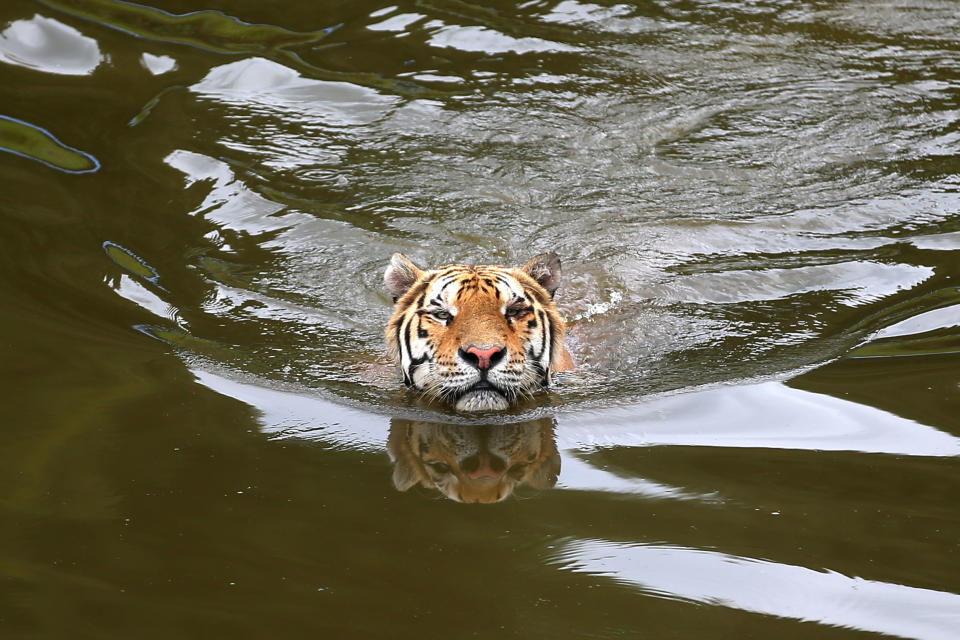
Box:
384, 252, 574, 411
387, 418, 561, 503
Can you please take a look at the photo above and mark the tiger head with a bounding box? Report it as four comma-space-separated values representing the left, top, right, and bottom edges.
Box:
384, 253, 572, 412
387, 418, 561, 503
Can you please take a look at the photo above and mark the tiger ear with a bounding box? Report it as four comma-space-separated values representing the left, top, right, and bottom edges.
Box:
521, 253, 562, 297
387, 421, 432, 492
527, 451, 561, 490
384, 253, 424, 302
526, 421, 561, 490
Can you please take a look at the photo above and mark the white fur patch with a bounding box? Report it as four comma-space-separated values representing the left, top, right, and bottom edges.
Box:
454, 390, 510, 411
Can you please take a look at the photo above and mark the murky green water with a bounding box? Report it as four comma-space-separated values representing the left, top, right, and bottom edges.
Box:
3, 0, 959, 637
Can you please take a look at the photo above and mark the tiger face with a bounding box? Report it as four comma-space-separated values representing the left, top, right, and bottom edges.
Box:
387, 418, 561, 503
384, 253, 573, 412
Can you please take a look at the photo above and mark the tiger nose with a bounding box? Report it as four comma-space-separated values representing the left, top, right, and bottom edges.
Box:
460, 345, 505, 370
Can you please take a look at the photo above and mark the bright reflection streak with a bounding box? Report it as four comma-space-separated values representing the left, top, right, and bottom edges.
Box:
557, 382, 960, 457
427, 24, 580, 54
190, 368, 960, 506
368, 13, 425, 32
190, 57, 398, 126
189, 370, 711, 500
872, 304, 960, 340
556, 539, 960, 640
112, 274, 172, 321
164, 149, 294, 234
655, 261, 934, 306
557, 454, 717, 502
0, 15, 102, 76
141, 52, 176, 75
191, 369, 389, 452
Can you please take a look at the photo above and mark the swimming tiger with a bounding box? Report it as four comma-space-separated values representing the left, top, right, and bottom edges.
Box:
388, 418, 561, 503
384, 253, 574, 411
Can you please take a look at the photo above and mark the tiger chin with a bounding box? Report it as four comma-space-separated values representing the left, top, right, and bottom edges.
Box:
384, 253, 574, 412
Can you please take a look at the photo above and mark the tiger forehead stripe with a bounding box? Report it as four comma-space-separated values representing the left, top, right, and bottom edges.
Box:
473, 272, 523, 301
475, 270, 523, 296
385, 253, 572, 414
425, 273, 461, 301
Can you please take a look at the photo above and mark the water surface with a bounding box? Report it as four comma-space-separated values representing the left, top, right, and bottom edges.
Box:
2, 0, 959, 637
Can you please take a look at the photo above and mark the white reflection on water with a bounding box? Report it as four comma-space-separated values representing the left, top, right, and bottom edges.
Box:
190, 368, 960, 502
367, 12, 426, 32
911, 230, 960, 251
654, 261, 934, 306
190, 57, 399, 126
557, 382, 960, 457
140, 52, 176, 75
192, 369, 389, 452
557, 455, 717, 501
873, 304, 960, 340
110, 274, 174, 323
193, 368, 960, 459
556, 539, 960, 640
191, 368, 702, 501
0, 15, 102, 76
164, 149, 294, 234
427, 23, 580, 55
540, 0, 666, 34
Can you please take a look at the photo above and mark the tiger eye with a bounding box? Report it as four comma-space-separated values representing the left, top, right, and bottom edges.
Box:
508, 463, 530, 479
384, 254, 571, 413
427, 461, 452, 474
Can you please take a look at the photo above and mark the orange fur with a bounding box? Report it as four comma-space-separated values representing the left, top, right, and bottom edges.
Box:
384, 254, 573, 411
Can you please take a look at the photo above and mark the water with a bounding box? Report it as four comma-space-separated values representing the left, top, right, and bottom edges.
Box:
2, 0, 959, 637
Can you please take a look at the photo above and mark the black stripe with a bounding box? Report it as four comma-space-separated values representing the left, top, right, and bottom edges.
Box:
400, 315, 413, 384
538, 310, 548, 361
525, 285, 549, 306
407, 355, 427, 387
438, 277, 457, 294
416, 314, 428, 338
494, 274, 514, 290
527, 346, 548, 386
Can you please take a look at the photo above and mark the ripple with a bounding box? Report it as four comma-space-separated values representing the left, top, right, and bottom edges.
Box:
0, 115, 99, 173
655, 262, 935, 306
556, 539, 960, 640
120, 0, 960, 414
540, 0, 670, 34
40, 0, 336, 54
427, 24, 580, 55
190, 57, 399, 127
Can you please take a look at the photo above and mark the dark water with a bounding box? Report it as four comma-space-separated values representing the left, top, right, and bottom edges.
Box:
3, 0, 960, 637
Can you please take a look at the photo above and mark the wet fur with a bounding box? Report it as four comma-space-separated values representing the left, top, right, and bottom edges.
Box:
384, 254, 573, 411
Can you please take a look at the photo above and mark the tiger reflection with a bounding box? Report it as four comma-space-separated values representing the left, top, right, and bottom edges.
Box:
387, 418, 561, 503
